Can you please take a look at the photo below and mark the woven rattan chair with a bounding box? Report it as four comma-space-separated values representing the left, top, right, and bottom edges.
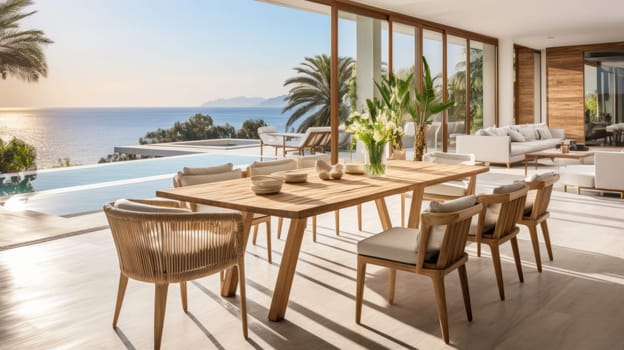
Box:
468, 182, 528, 300
356, 195, 482, 344
104, 199, 248, 350
519, 172, 560, 272
173, 164, 273, 263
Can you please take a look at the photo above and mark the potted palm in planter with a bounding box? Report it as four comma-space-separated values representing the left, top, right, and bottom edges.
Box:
408, 57, 455, 161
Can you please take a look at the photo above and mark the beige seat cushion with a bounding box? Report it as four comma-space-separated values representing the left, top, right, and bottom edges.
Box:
178, 169, 242, 186
195, 204, 265, 220
424, 180, 469, 197
182, 163, 233, 175
114, 199, 190, 213
248, 159, 297, 176
358, 227, 439, 264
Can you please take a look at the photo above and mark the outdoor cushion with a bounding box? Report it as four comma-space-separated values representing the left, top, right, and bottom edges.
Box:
428, 194, 477, 213
493, 181, 527, 194
248, 159, 297, 176
357, 227, 439, 264
178, 169, 242, 186
518, 125, 537, 140
113, 199, 190, 213
183, 163, 233, 175
536, 126, 553, 139
425, 181, 469, 197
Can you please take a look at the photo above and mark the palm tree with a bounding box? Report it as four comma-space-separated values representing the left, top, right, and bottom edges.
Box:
0, 0, 53, 81
283, 54, 356, 132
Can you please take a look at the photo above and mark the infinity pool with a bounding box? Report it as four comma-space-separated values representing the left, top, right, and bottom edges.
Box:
0, 153, 260, 216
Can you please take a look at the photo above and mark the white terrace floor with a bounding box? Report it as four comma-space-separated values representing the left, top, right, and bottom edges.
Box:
1, 156, 623, 349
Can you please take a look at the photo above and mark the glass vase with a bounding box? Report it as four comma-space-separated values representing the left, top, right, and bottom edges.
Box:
365, 141, 386, 176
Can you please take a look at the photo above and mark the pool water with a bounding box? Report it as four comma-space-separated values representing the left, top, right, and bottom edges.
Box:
0, 153, 260, 216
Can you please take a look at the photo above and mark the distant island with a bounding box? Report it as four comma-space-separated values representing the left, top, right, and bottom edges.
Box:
201, 95, 287, 108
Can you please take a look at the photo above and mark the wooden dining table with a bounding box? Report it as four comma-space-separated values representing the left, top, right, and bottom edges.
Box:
156, 160, 489, 321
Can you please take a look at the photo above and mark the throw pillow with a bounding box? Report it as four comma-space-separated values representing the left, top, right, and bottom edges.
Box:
508, 129, 526, 142
519, 125, 537, 141
536, 126, 553, 139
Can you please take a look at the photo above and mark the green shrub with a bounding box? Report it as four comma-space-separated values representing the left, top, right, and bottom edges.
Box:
0, 137, 37, 173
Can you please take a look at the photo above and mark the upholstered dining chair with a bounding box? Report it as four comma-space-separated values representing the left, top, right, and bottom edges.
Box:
247, 158, 297, 255
104, 199, 248, 350
400, 151, 477, 226
356, 195, 482, 344
173, 163, 273, 263
518, 172, 560, 272
468, 182, 528, 300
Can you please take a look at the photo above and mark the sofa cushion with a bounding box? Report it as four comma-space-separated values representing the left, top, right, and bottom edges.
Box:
535, 126, 553, 139
508, 129, 526, 142
518, 125, 538, 140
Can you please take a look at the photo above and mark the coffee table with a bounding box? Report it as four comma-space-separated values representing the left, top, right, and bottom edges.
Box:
524, 149, 594, 175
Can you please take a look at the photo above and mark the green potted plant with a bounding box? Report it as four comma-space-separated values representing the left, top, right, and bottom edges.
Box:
408, 57, 455, 161
374, 73, 412, 159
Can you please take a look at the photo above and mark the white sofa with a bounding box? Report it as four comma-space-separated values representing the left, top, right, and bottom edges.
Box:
456, 124, 565, 167
559, 151, 624, 198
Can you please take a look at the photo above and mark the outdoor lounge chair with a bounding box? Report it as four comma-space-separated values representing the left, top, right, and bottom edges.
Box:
284, 126, 331, 156
258, 126, 283, 159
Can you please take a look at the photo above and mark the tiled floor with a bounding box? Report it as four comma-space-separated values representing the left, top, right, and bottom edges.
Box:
1, 162, 623, 349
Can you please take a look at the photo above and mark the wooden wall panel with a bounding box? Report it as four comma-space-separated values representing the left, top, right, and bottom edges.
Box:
546, 42, 624, 143
517, 48, 535, 125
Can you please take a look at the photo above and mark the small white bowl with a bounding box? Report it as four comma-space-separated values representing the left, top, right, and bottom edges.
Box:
344, 162, 365, 175
272, 170, 308, 183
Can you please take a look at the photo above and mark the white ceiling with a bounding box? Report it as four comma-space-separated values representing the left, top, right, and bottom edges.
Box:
264, 0, 624, 49
352, 0, 624, 49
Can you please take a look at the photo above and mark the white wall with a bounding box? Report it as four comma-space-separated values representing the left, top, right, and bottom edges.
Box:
498, 37, 515, 126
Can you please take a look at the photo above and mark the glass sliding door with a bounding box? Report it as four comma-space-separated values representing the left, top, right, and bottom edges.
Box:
446, 35, 467, 152
470, 40, 497, 132
392, 22, 417, 80
584, 50, 624, 145
423, 29, 443, 152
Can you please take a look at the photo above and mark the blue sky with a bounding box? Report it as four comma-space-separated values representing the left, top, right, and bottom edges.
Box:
2, 0, 331, 107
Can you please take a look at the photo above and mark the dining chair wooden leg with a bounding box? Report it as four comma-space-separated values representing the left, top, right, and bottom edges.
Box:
490, 244, 505, 301
458, 264, 472, 321
388, 268, 396, 304
113, 274, 128, 328
510, 237, 524, 283
430, 273, 450, 344
357, 205, 362, 231
334, 210, 340, 236
154, 283, 169, 350
180, 281, 188, 311
312, 216, 317, 242
266, 220, 272, 264
237, 258, 248, 338
527, 225, 543, 272
400, 193, 405, 227
540, 221, 554, 261
355, 257, 367, 324
252, 224, 259, 245
277, 217, 284, 240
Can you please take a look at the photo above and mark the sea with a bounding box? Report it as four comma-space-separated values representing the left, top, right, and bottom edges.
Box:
0, 107, 297, 169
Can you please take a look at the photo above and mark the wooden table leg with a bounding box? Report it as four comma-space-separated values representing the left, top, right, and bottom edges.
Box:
269, 218, 308, 321
407, 186, 424, 229
221, 211, 254, 297
375, 198, 392, 230
524, 157, 529, 176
